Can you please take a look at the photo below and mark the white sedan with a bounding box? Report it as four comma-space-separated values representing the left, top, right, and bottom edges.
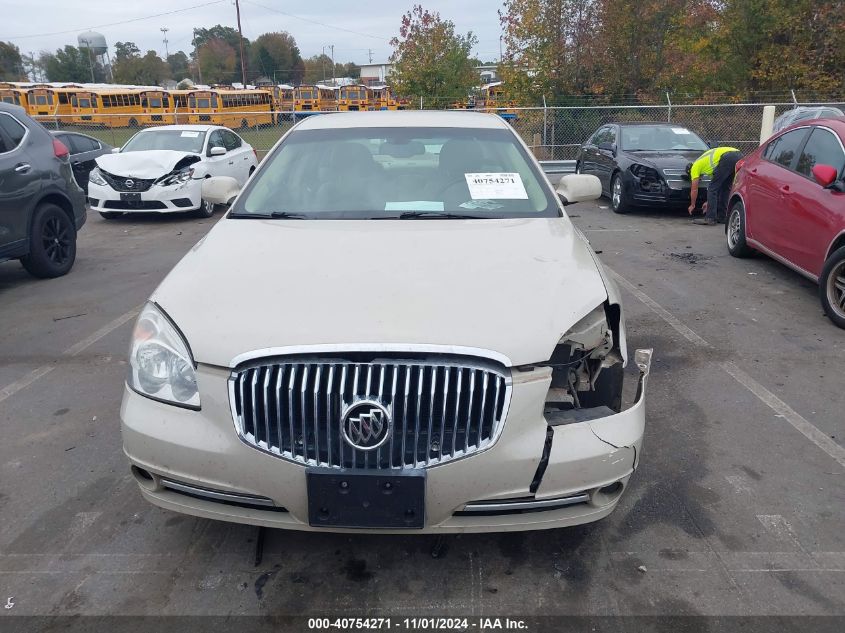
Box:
87, 125, 257, 219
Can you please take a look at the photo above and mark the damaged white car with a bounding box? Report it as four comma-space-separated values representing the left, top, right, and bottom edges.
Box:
120, 111, 652, 533
87, 125, 257, 219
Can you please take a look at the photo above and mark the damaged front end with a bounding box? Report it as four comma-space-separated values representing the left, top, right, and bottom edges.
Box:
154, 155, 202, 188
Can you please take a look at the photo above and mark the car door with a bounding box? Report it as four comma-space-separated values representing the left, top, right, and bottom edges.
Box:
204, 129, 238, 179
744, 127, 810, 254
65, 134, 102, 192
579, 127, 604, 177
779, 126, 845, 276
0, 112, 39, 257
222, 130, 252, 183
593, 125, 618, 191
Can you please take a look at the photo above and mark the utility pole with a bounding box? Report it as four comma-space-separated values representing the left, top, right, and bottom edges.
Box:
192, 30, 203, 84
368, 49, 373, 64
321, 46, 326, 81
329, 44, 334, 84
161, 27, 170, 59
234, 0, 247, 85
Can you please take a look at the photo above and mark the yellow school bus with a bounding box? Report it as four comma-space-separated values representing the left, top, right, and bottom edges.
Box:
294, 85, 319, 112
23, 86, 82, 118
169, 90, 191, 124
477, 82, 518, 120
0, 85, 27, 109
365, 85, 399, 111
262, 85, 294, 123
71, 89, 144, 127
317, 85, 339, 111
187, 89, 273, 128
338, 84, 368, 111
138, 89, 172, 125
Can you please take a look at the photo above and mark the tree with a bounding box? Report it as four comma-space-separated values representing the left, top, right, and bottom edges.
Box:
40, 45, 106, 83
198, 38, 237, 84
389, 5, 478, 106
167, 51, 191, 81
302, 54, 359, 84
113, 46, 169, 85
1, 41, 24, 81
113, 41, 141, 64
249, 32, 304, 84
193, 25, 249, 82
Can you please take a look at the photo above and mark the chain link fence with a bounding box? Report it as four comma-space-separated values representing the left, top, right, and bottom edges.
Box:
37, 100, 845, 163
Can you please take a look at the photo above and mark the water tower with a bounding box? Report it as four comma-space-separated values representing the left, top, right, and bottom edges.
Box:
77, 31, 110, 83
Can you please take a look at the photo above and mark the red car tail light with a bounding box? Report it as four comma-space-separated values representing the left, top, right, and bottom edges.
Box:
52, 138, 69, 159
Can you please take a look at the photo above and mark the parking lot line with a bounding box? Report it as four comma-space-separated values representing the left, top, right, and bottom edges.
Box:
607, 267, 845, 470
0, 305, 142, 405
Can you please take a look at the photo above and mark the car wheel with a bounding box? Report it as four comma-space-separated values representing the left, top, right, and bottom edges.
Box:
240, 119, 249, 130
99, 211, 124, 220
128, 118, 139, 128
726, 201, 753, 258
610, 173, 630, 214
575, 162, 582, 174
20, 203, 77, 278
820, 246, 845, 329
194, 199, 216, 218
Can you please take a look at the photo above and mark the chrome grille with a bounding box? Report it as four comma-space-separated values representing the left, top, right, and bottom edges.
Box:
101, 170, 155, 192
230, 356, 510, 469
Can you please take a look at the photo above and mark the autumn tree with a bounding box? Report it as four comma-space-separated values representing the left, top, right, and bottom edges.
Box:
0, 41, 25, 80
249, 32, 304, 84
193, 25, 249, 82
40, 45, 106, 83
167, 51, 191, 81
302, 54, 360, 84
112, 43, 169, 85
389, 5, 478, 106
198, 38, 237, 84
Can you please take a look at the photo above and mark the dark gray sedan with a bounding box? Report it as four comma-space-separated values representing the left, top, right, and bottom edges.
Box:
51, 131, 113, 193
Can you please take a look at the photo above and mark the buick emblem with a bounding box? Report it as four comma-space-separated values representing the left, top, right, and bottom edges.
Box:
124, 179, 135, 188
341, 400, 391, 451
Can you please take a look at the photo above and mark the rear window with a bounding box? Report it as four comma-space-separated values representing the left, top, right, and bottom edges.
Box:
233, 127, 557, 219
0, 113, 27, 150
767, 128, 810, 170
796, 128, 845, 179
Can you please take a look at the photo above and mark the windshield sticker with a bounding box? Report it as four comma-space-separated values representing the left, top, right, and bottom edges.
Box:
385, 201, 444, 211
180, 131, 200, 138
671, 127, 691, 134
460, 199, 505, 210
465, 173, 528, 199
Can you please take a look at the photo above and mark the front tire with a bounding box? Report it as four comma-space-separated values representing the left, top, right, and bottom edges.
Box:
21, 203, 77, 278
194, 199, 216, 218
610, 173, 630, 214
820, 246, 845, 329
726, 201, 753, 258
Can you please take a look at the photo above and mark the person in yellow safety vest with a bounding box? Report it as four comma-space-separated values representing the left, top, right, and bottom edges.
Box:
686, 146, 742, 225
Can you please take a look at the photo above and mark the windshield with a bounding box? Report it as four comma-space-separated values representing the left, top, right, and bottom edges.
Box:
621, 125, 708, 151
231, 127, 558, 219
122, 129, 206, 153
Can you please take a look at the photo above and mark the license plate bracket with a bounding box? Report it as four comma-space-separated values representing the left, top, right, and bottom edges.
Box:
120, 192, 142, 204
306, 468, 425, 529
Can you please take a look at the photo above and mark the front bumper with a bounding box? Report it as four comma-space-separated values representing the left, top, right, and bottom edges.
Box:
625, 171, 709, 207
120, 350, 652, 533
87, 178, 202, 213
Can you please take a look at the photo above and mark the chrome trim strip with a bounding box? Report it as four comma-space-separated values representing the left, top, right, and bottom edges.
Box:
229, 344, 513, 369
746, 238, 819, 282
160, 478, 277, 507
462, 493, 590, 513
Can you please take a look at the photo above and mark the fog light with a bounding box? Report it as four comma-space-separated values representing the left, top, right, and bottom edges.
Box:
599, 482, 623, 495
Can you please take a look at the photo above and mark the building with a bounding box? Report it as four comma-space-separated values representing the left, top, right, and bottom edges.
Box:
359, 63, 393, 86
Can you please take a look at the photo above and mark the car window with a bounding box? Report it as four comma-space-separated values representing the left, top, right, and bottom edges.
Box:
593, 127, 616, 146
796, 128, 845, 179
222, 130, 242, 151
587, 127, 606, 145
768, 128, 809, 170
67, 134, 99, 154
0, 113, 27, 150
208, 130, 225, 150
620, 125, 708, 151
122, 129, 206, 154
233, 126, 558, 219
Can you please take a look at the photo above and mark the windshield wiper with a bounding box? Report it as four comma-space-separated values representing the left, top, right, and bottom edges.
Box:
378, 211, 484, 220
228, 211, 309, 219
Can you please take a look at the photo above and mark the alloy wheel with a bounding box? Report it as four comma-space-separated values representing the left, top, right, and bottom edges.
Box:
827, 260, 845, 318
42, 215, 71, 266
612, 178, 621, 209
727, 209, 742, 249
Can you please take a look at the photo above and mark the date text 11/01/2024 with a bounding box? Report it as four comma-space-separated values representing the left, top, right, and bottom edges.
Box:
307, 618, 529, 630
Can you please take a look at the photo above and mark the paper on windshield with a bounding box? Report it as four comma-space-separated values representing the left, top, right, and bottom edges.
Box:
180, 131, 200, 138
671, 127, 691, 134
464, 173, 528, 199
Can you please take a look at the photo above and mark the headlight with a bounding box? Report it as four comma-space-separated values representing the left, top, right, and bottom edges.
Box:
127, 303, 200, 409
157, 167, 194, 187
89, 167, 107, 186
629, 164, 662, 191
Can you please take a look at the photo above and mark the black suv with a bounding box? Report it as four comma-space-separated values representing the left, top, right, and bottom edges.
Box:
0, 103, 87, 278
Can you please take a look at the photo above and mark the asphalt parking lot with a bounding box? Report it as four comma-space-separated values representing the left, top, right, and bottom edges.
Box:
0, 203, 843, 622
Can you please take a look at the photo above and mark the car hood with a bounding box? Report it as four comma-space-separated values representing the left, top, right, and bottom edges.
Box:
95, 150, 201, 178
152, 218, 610, 368
623, 149, 703, 170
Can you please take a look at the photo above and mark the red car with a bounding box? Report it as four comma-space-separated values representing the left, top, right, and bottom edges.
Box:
726, 118, 845, 328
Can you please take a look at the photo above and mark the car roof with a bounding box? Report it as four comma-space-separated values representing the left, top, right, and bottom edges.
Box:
294, 110, 510, 131
610, 121, 691, 128
779, 117, 845, 136
0, 102, 29, 117
136, 124, 219, 132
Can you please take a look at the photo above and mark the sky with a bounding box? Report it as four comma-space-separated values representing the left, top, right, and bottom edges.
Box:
1, 0, 505, 65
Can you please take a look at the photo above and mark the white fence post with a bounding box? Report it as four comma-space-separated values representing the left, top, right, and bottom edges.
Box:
666, 92, 672, 123
760, 106, 776, 145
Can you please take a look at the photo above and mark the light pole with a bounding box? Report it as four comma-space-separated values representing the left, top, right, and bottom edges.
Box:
161, 27, 169, 60
234, 0, 247, 85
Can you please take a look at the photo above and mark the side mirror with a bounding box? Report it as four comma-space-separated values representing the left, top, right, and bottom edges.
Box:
556, 174, 602, 206
598, 142, 616, 155
812, 164, 837, 188
208, 145, 227, 157
111, 147, 120, 153
201, 176, 241, 206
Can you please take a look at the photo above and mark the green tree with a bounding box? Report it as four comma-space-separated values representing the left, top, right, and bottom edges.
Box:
193, 25, 249, 82
113, 47, 169, 86
167, 51, 191, 81
389, 5, 478, 107
40, 45, 106, 83
302, 54, 359, 84
198, 38, 237, 84
249, 31, 304, 84
0, 41, 25, 81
